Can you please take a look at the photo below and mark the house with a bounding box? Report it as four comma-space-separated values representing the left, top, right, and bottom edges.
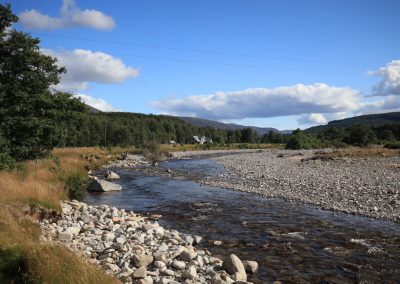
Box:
191, 136, 213, 145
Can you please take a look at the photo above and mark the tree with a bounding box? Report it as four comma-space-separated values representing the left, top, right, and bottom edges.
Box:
343, 125, 376, 147
0, 4, 86, 160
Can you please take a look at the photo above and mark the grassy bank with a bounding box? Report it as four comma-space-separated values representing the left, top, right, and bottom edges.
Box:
0, 147, 132, 283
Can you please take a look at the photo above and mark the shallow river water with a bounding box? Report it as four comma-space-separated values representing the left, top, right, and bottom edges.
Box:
85, 159, 400, 284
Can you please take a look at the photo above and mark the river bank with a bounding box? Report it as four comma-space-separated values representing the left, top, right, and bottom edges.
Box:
41, 200, 257, 284
136, 149, 400, 222
84, 149, 400, 283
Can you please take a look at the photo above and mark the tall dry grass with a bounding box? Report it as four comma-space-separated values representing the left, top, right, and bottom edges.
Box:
0, 147, 129, 283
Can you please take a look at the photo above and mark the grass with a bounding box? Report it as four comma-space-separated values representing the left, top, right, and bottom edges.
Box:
0, 147, 130, 283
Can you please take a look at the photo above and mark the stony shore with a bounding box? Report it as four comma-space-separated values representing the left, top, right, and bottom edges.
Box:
106, 149, 400, 222
196, 149, 400, 222
41, 200, 258, 284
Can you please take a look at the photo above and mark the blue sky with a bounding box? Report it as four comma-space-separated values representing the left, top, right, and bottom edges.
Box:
6, 0, 400, 130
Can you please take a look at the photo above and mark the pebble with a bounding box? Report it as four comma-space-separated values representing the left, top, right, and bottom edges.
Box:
40, 200, 255, 283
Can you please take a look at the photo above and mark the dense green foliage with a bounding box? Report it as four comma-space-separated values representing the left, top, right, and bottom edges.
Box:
285, 123, 400, 149
64, 172, 87, 201
0, 4, 87, 164
261, 130, 288, 144
1, 4, 400, 170
65, 112, 261, 147
285, 129, 323, 150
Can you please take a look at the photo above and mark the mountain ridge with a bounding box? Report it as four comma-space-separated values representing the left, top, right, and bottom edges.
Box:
306, 111, 400, 133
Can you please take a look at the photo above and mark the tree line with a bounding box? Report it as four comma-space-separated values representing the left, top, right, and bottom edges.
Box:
284, 123, 400, 150
1, 4, 400, 171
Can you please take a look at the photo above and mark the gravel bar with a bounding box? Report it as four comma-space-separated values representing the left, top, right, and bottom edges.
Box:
175, 149, 400, 222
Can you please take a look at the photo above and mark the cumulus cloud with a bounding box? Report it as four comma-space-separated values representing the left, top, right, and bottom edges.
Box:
359, 95, 400, 115
297, 113, 328, 125
19, 0, 115, 30
152, 83, 360, 120
43, 48, 139, 92
369, 60, 400, 96
75, 94, 118, 112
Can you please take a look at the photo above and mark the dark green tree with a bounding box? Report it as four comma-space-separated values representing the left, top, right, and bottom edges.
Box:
0, 4, 86, 160
343, 125, 376, 147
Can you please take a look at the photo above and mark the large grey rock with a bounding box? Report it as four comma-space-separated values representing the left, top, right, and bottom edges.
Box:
182, 266, 197, 279
132, 266, 147, 279
101, 232, 115, 242
58, 231, 73, 241
105, 170, 120, 180
65, 226, 80, 235
222, 254, 247, 281
131, 254, 154, 268
172, 259, 186, 270
87, 179, 122, 192
243, 260, 258, 273
180, 250, 197, 262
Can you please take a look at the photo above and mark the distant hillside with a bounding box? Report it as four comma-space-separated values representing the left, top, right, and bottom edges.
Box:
306, 112, 400, 133
177, 116, 279, 136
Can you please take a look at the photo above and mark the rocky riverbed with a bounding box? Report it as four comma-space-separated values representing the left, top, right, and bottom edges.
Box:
128, 149, 400, 222
198, 149, 400, 222
41, 200, 258, 284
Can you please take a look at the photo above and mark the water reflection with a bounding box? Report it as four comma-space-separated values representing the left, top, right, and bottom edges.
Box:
85, 160, 400, 283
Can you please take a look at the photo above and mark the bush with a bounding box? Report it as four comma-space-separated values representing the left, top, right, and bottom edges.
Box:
64, 172, 87, 201
384, 141, 400, 149
343, 125, 376, 147
0, 136, 15, 171
142, 141, 162, 165
285, 131, 323, 150
0, 247, 27, 283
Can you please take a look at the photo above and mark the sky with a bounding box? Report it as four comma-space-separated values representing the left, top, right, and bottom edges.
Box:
5, 0, 400, 130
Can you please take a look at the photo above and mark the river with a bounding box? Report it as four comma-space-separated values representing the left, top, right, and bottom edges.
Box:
85, 158, 400, 283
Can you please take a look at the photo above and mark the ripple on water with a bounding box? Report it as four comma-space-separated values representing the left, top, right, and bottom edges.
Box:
85, 159, 400, 284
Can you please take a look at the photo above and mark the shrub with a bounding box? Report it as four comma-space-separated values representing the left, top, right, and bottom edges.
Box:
343, 125, 376, 147
142, 141, 163, 164
384, 141, 400, 149
0, 136, 15, 171
64, 172, 87, 201
285, 131, 323, 150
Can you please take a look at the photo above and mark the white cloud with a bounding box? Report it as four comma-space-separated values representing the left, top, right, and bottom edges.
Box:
43, 48, 139, 92
75, 94, 118, 112
298, 113, 328, 125
359, 95, 400, 115
152, 83, 360, 120
369, 60, 400, 96
19, 0, 115, 30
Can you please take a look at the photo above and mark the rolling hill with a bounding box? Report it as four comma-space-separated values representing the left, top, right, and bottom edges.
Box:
177, 116, 279, 136
306, 111, 400, 133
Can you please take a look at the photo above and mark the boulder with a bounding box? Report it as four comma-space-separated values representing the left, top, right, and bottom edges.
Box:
131, 254, 154, 268
172, 259, 186, 270
132, 266, 147, 279
222, 254, 247, 281
243, 260, 258, 273
65, 226, 80, 235
105, 170, 120, 180
58, 232, 73, 241
180, 250, 197, 262
182, 266, 197, 279
87, 179, 122, 192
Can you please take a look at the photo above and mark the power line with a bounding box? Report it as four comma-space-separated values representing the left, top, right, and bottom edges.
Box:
33, 33, 365, 67
110, 52, 355, 74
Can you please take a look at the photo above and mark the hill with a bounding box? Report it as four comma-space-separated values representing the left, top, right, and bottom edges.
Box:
177, 116, 279, 136
306, 112, 400, 133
